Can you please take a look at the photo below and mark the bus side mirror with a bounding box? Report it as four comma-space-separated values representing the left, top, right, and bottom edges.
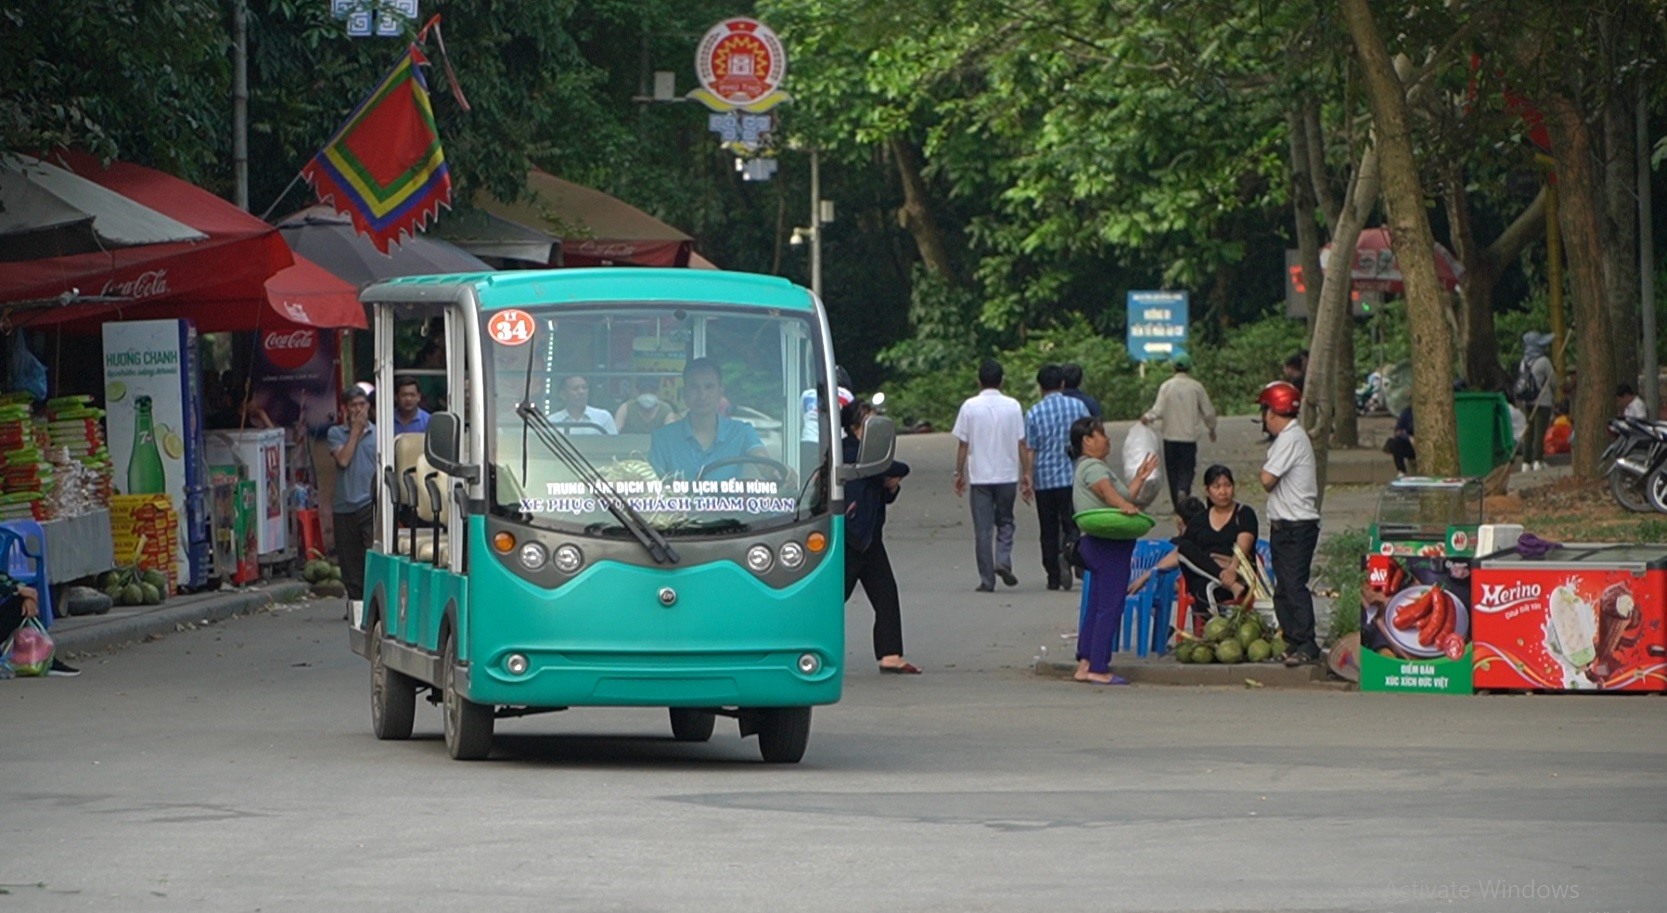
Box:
839, 415, 897, 482
424, 412, 478, 483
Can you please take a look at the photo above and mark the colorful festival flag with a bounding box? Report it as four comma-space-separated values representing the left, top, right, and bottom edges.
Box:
302, 46, 451, 253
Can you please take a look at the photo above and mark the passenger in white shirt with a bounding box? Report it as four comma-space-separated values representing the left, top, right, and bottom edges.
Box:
952, 359, 1032, 592
554, 375, 618, 434
1256, 380, 1321, 667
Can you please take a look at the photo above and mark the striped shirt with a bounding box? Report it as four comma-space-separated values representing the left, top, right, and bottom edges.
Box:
1026, 392, 1089, 490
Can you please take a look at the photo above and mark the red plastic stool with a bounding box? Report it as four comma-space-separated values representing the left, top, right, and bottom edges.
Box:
295, 507, 324, 561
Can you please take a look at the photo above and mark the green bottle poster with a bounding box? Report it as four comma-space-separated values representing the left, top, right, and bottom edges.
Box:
103, 319, 207, 585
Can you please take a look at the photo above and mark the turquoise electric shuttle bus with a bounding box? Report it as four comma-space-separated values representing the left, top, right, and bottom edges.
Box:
346, 268, 895, 762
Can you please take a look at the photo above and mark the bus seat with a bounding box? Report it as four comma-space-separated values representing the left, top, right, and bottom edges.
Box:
414, 453, 450, 525
392, 434, 425, 514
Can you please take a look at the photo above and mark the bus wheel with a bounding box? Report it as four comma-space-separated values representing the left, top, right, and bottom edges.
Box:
441, 633, 494, 760
756, 707, 812, 763
669, 708, 716, 742
370, 619, 416, 740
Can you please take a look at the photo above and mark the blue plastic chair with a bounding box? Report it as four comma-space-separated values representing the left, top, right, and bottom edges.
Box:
1078, 539, 1172, 658
0, 520, 52, 626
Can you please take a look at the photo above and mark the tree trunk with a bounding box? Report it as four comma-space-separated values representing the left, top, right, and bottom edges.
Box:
1543, 93, 1616, 481
1341, 0, 1459, 476
1604, 89, 1641, 389
1447, 183, 1547, 392
890, 138, 958, 282
1335, 321, 1359, 446
1302, 146, 1380, 510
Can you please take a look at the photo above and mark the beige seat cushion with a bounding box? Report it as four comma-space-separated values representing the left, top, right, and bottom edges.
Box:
395, 528, 450, 564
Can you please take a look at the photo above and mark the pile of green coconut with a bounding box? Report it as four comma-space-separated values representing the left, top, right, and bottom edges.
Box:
1172, 605, 1283, 664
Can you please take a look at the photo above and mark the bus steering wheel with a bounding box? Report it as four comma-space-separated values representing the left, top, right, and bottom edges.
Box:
697, 456, 793, 483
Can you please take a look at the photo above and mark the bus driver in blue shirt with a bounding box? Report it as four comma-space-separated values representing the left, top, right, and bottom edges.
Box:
649, 357, 767, 480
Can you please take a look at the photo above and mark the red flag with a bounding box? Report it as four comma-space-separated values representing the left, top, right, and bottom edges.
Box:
302, 46, 451, 253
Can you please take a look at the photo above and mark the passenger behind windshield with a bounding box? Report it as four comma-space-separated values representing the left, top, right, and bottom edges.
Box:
552, 374, 617, 435
615, 376, 677, 432
649, 358, 767, 479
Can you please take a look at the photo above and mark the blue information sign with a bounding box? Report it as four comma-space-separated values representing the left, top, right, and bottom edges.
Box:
1126, 290, 1188, 362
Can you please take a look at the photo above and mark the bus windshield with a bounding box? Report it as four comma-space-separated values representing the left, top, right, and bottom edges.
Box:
483, 303, 832, 537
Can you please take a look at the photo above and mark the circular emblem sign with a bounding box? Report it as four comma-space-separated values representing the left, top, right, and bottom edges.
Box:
261, 328, 319, 371
487, 309, 536, 347
694, 18, 788, 110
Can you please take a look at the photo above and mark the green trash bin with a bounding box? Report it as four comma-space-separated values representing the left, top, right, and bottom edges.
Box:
1453, 392, 1513, 477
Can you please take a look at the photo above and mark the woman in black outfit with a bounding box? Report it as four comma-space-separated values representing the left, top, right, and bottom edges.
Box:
841, 400, 919, 674
1131, 464, 1259, 620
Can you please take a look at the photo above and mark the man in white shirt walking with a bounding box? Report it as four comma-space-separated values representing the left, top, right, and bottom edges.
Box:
1257, 380, 1321, 667
953, 359, 1032, 592
1141, 354, 1216, 508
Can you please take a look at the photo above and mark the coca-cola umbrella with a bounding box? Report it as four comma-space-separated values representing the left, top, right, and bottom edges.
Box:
0, 150, 292, 327
1320, 226, 1465, 295
276, 205, 489, 287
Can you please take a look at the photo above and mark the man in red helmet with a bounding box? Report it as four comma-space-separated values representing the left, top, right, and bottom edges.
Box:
1257, 381, 1321, 666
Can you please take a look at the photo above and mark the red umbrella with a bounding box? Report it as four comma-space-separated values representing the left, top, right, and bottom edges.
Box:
0, 151, 292, 328
1322, 227, 1465, 294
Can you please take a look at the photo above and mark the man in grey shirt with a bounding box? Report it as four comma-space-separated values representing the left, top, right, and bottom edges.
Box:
1141, 354, 1217, 508
328, 387, 377, 602
1257, 381, 1320, 667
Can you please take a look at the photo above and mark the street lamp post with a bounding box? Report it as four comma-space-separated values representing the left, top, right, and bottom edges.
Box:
809, 148, 821, 299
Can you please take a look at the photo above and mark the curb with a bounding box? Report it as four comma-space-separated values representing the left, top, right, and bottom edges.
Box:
53, 581, 315, 656
1034, 659, 1343, 689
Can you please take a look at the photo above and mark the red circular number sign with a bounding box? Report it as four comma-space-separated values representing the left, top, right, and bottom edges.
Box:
487, 309, 536, 346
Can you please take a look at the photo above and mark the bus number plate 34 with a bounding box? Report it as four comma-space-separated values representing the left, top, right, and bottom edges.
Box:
487, 309, 536, 346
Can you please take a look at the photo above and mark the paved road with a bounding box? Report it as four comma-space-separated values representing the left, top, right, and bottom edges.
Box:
6, 422, 1656, 913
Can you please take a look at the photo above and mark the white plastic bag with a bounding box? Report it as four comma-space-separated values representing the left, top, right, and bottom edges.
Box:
1508, 404, 1526, 444
1122, 422, 1162, 508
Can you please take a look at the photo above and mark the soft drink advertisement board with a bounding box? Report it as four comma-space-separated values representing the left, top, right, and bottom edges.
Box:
103, 319, 208, 586
1359, 554, 1474, 694
1472, 559, 1667, 692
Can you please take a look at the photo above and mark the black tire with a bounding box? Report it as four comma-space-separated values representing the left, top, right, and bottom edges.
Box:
755, 707, 812, 764
441, 632, 494, 760
1610, 465, 1652, 512
370, 619, 416, 740
669, 708, 716, 742
1647, 466, 1667, 514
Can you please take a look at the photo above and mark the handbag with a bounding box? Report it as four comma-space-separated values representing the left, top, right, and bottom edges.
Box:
1063, 528, 1087, 570
2, 616, 53, 677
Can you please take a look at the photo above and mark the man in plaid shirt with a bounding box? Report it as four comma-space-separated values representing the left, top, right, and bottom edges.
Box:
1025, 364, 1089, 591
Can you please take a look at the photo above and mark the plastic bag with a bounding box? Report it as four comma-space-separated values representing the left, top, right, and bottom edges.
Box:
7, 333, 48, 403
1122, 422, 1162, 508
2, 616, 53, 677
1507, 404, 1526, 444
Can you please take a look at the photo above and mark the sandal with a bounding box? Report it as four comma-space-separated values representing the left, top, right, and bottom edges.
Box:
879, 661, 922, 675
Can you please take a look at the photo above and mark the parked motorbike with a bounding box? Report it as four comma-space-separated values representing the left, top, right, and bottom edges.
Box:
1601, 417, 1667, 512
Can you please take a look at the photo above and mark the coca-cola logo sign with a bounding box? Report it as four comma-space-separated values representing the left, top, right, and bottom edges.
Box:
101, 269, 171, 300
261, 328, 318, 371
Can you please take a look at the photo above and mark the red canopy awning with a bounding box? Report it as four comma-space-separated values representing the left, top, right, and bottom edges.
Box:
0, 151, 293, 329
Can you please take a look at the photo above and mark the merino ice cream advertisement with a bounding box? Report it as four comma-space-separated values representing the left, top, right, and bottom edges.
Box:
1472, 567, 1666, 692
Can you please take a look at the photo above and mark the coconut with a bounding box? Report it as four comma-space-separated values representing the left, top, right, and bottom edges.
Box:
1215, 639, 1246, 664
121, 583, 144, 605
1192, 643, 1216, 664
1202, 616, 1233, 643
1237, 619, 1263, 647
1246, 638, 1273, 662
139, 582, 161, 605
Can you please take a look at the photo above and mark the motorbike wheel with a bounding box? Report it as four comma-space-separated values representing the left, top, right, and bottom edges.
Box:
1610, 464, 1652, 512
1647, 465, 1667, 514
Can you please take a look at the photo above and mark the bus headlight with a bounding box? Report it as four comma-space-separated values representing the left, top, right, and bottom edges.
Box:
745, 544, 774, 574
778, 541, 805, 569
553, 544, 584, 574
518, 541, 548, 570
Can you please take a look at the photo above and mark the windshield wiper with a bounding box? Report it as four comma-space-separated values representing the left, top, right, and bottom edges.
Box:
516, 403, 680, 565
666, 517, 750, 535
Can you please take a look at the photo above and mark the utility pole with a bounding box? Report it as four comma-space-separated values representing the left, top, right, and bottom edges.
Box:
1640, 88, 1658, 416
233, 0, 249, 211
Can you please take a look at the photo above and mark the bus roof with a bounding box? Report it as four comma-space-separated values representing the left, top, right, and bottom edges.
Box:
363, 268, 815, 312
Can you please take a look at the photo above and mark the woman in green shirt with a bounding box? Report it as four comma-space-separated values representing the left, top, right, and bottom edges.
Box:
1069, 417, 1156, 685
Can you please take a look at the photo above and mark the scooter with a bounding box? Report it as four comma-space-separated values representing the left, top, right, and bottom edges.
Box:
1601, 417, 1667, 512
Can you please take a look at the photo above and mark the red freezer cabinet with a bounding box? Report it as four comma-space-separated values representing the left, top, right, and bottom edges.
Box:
1472, 545, 1667, 692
